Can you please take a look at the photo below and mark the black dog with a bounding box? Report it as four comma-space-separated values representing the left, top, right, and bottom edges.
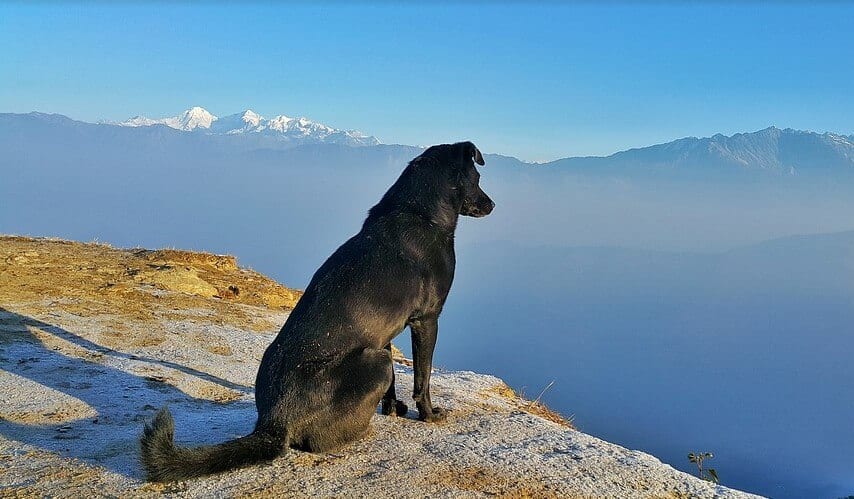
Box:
139, 142, 494, 481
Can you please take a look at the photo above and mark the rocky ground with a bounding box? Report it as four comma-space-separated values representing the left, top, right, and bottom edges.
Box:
0, 236, 762, 498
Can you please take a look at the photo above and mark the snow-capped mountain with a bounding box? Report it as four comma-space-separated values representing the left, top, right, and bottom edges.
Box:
118, 107, 379, 146
121, 106, 217, 131
209, 110, 262, 134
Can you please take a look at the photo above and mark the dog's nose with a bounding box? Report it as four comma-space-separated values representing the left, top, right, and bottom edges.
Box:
483, 199, 495, 215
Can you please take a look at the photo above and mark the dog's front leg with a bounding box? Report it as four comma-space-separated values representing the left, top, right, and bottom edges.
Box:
381, 343, 408, 416
410, 316, 447, 422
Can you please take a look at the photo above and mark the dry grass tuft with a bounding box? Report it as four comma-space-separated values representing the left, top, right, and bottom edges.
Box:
489, 382, 518, 399
485, 382, 575, 429
522, 399, 575, 428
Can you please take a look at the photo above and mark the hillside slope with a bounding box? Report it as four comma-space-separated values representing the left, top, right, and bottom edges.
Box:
0, 236, 760, 498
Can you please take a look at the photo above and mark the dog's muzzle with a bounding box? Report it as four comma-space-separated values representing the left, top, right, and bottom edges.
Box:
461, 196, 495, 218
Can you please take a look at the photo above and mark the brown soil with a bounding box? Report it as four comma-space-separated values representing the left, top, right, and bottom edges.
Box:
0, 236, 301, 334
427, 465, 568, 498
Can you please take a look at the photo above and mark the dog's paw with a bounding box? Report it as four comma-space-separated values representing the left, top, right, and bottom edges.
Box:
394, 400, 408, 416
419, 406, 448, 423
381, 399, 408, 417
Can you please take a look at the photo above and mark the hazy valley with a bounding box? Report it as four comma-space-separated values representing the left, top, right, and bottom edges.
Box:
2, 110, 854, 497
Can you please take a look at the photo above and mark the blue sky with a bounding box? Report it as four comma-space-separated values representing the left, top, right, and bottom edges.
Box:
1, 2, 852, 162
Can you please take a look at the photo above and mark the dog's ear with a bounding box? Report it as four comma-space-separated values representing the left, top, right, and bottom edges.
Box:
462, 141, 485, 166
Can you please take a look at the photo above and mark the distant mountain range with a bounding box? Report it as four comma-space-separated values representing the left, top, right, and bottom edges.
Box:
547, 126, 854, 176
2, 109, 853, 178
108, 106, 380, 147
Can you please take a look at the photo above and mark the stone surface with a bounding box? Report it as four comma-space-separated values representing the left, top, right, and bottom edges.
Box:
0, 236, 763, 498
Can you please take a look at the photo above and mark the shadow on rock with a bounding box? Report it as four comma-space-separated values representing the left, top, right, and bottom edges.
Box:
0, 307, 258, 479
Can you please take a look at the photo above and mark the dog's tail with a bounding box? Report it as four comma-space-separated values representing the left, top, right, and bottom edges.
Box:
140, 407, 284, 482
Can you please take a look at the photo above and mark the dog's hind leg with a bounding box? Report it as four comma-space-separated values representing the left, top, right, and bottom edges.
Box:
380, 343, 408, 416
297, 347, 394, 452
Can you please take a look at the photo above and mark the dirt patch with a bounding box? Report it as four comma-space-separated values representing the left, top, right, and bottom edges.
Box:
1, 405, 93, 425
0, 236, 301, 333
651, 492, 696, 499
136, 249, 239, 271
205, 344, 233, 356
428, 465, 565, 498
183, 382, 244, 404
128, 332, 167, 348
0, 457, 112, 499
136, 265, 220, 298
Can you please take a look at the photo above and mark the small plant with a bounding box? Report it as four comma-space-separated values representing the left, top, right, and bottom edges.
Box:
513, 380, 575, 428
688, 451, 719, 484
529, 379, 555, 407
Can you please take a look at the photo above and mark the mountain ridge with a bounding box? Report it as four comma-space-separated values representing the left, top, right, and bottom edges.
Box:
545, 126, 854, 176
4, 110, 854, 177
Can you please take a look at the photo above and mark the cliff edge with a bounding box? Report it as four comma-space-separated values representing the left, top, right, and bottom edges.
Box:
0, 236, 761, 498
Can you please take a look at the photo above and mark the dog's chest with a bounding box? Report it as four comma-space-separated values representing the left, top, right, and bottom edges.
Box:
414, 244, 455, 312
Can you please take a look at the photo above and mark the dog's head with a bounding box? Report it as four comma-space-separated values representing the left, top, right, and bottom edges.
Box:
419, 141, 494, 219
371, 141, 494, 228
454, 142, 494, 218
